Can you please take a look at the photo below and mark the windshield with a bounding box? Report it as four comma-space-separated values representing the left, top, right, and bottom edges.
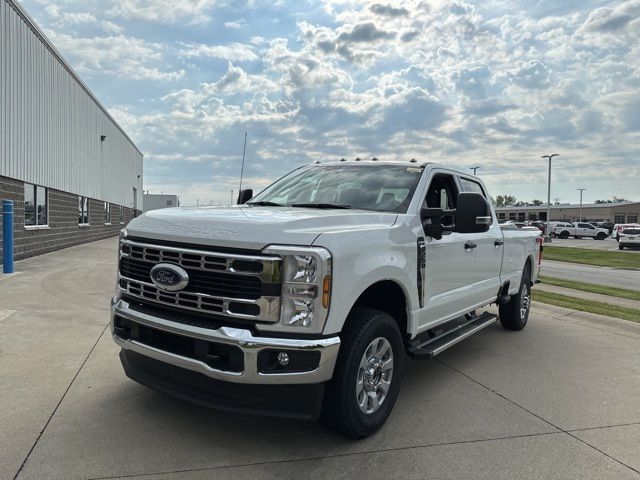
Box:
248, 164, 424, 212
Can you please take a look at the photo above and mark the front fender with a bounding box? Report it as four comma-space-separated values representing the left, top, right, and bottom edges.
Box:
313, 226, 418, 336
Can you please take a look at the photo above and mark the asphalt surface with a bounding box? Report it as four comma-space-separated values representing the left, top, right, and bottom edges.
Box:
2, 238, 640, 480
548, 237, 640, 253
541, 260, 640, 291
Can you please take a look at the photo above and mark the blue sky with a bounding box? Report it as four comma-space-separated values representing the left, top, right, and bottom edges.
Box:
21, 0, 640, 205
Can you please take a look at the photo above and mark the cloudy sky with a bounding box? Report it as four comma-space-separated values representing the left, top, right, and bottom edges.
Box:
21, 0, 640, 205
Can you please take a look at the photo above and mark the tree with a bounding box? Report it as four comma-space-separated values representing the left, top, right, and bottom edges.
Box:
530, 199, 544, 206
595, 197, 630, 204
495, 195, 517, 207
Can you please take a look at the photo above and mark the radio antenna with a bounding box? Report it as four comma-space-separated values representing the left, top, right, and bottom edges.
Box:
238, 132, 248, 194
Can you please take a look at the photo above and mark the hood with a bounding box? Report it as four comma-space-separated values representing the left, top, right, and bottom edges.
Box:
126, 206, 397, 251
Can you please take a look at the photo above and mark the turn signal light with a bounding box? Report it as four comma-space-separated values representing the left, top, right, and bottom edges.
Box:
322, 274, 331, 309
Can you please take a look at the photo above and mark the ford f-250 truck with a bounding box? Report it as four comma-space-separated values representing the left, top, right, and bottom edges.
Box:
111, 161, 541, 438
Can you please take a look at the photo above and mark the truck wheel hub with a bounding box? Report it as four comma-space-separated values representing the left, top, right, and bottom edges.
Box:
356, 337, 394, 414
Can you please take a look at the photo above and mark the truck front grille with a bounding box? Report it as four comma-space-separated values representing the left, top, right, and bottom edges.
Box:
118, 239, 282, 322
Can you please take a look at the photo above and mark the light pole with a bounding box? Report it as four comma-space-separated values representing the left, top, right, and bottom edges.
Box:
470, 166, 480, 175
541, 153, 559, 242
577, 188, 586, 222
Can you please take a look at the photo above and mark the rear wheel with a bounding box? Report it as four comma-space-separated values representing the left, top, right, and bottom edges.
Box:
499, 265, 531, 331
619, 244, 624, 250
322, 308, 404, 438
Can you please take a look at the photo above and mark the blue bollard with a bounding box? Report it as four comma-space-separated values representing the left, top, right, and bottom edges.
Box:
3, 199, 14, 273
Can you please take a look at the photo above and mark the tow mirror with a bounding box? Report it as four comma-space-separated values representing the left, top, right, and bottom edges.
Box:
420, 207, 445, 240
454, 193, 492, 233
237, 189, 253, 204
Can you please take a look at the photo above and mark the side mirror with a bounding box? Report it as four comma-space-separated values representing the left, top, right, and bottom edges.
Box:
454, 192, 492, 233
237, 189, 253, 204
420, 207, 445, 240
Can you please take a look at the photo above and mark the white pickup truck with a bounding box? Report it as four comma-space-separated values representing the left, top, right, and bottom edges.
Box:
553, 222, 609, 240
111, 161, 541, 437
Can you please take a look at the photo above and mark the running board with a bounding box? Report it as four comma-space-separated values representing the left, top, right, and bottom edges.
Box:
408, 312, 498, 359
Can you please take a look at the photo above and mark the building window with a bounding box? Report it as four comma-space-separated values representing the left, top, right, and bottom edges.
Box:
24, 183, 48, 227
498, 212, 506, 220
119, 206, 125, 224
104, 202, 111, 224
166, 199, 173, 206
614, 214, 625, 224
79, 196, 89, 225
628, 215, 638, 223
517, 212, 526, 222
528, 213, 538, 220
509, 212, 516, 220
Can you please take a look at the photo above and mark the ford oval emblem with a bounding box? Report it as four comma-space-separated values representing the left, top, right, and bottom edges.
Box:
150, 263, 189, 292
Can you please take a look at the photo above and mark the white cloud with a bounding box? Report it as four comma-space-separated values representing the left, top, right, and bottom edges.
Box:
108, 0, 219, 24
180, 42, 258, 61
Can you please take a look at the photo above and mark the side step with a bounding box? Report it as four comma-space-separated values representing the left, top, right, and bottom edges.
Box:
408, 312, 498, 359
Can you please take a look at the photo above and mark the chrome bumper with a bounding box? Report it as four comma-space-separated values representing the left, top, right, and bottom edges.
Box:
110, 297, 340, 385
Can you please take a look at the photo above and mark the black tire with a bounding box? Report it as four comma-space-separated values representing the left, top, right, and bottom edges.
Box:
619, 244, 624, 250
596, 233, 607, 240
321, 308, 404, 438
499, 265, 531, 331
559, 231, 569, 239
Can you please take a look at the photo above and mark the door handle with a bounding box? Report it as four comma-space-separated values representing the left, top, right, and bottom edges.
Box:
464, 241, 477, 249
494, 240, 504, 246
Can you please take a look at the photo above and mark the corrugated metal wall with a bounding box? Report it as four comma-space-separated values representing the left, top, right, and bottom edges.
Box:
0, 0, 143, 208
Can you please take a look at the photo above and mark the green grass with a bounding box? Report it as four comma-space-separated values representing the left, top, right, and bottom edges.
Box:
543, 246, 640, 270
532, 290, 640, 323
539, 276, 640, 302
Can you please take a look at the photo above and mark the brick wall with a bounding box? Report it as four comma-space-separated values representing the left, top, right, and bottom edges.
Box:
1, 175, 139, 264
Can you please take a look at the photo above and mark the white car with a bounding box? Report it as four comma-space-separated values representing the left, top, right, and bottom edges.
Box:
111, 160, 541, 438
619, 228, 640, 250
613, 223, 640, 241
553, 222, 609, 240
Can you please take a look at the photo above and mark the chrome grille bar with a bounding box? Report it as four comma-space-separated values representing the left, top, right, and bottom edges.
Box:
120, 239, 282, 283
119, 276, 280, 322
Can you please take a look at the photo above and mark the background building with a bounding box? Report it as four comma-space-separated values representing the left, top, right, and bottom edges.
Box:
143, 194, 179, 212
0, 0, 143, 264
495, 202, 640, 224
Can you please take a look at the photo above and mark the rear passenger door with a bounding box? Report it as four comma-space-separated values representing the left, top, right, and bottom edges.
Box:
458, 175, 503, 306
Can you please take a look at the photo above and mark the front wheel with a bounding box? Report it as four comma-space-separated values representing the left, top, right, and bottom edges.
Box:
596, 233, 607, 240
321, 308, 404, 438
619, 244, 624, 250
499, 266, 531, 331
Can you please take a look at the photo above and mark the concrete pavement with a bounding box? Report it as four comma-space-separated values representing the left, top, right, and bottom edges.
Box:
541, 260, 640, 291
548, 237, 640, 253
1, 238, 639, 480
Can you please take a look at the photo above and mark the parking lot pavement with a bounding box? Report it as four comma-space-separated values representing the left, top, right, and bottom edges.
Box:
541, 260, 640, 291
548, 237, 640, 253
2, 238, 640, 480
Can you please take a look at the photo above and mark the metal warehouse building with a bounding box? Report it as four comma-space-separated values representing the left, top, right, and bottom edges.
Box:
0, 0, 143, 263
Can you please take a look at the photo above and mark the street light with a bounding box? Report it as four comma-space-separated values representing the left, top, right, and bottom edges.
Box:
577, 188, 586, 222
470, 166, 480, 175
541, 153, 559, 242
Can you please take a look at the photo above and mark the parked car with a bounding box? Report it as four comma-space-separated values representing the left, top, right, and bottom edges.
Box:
612, 224, 640, 241
503, 220, 528, 228
111, 161, 542, 438
548, 222, 573, 238
553, 222, 609, 240
619, 228, 640, 249
527, 221, 547, 233
596, 222, 614, 234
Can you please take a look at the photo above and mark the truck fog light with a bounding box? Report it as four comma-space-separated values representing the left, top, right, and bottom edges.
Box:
277, 352, 290, 366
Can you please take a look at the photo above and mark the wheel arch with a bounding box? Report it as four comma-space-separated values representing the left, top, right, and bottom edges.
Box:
346, 280, 410, 341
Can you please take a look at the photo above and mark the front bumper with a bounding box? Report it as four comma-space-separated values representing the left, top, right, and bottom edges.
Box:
110, 297, 341, 385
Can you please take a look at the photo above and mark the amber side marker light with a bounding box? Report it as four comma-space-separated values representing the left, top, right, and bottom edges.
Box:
322, 275, 331, 309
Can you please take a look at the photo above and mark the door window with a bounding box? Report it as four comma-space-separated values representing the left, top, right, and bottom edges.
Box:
425, 174, 458, 225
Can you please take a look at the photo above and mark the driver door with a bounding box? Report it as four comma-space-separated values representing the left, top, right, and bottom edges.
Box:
418, 172, 478, 332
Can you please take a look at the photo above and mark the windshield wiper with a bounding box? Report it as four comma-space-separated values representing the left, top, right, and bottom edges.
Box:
291, 203, 352, 209
246, 201, 284, 207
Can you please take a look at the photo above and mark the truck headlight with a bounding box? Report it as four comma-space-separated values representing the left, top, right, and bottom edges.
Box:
260, 245, 332, 333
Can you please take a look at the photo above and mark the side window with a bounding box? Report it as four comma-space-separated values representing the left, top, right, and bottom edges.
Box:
459, 177, 485, 197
